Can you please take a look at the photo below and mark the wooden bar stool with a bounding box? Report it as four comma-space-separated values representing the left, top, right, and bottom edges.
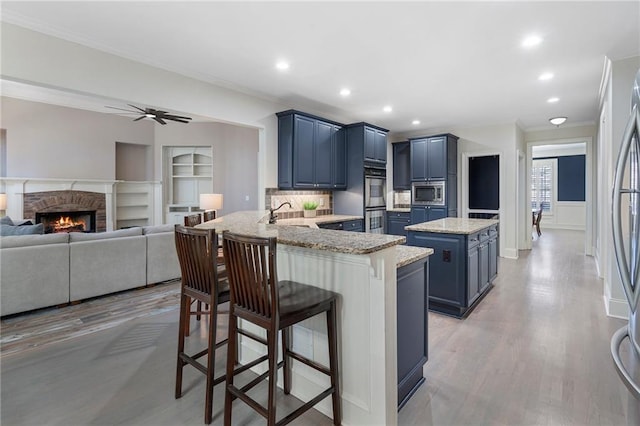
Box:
174, 225, 229, 424
222, 231, 341, 426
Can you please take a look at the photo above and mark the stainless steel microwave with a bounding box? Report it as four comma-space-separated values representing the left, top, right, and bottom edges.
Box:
412, 181, 445, 206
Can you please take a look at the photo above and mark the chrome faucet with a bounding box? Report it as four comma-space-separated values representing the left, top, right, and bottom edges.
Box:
269, 201, 292, 224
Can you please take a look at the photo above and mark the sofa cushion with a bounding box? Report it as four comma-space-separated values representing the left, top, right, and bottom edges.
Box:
142, 224, 175, 235
0, 216, 14, 225
68, 227, 142, 242
0, 223, 44, 236
1, 232, 70, 248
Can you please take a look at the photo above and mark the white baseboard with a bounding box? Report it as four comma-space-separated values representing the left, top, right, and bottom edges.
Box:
604, 295, 629, 320
541, 223, 586, 231
503, 248, 518, 259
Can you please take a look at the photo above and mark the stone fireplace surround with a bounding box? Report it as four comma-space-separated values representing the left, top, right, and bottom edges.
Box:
24, 191, 106, 233
1, 178, 117, 232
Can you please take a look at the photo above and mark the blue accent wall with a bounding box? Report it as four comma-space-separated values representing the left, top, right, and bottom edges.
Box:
534, 154, 585, 202
557, 155, 585, 201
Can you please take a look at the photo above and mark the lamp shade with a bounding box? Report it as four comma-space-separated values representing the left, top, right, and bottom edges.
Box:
0, 193, 6, 210
199, 193, 223, 211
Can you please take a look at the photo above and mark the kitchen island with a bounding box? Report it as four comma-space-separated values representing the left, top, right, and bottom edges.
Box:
406, 217, 498, 318
197, 211, 431, 424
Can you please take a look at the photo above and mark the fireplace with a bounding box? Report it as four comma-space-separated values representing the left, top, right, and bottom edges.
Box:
22, 190, 107, 232
36, 211, 97, 234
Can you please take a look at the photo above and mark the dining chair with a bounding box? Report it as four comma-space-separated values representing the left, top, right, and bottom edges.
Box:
222, 230, 341, 426
534, 207, 543, 237
174, 225, 229, 424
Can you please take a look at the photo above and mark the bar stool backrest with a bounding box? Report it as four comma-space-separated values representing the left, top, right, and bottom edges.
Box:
223, 231, 278, 323
174, 225, 218, 299
184, 214, 202, 227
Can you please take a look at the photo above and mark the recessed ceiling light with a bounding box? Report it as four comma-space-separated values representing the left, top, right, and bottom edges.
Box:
522, 35, 543, 48
383, 105, 392, 113
538, 72, 554, 81
412, 120, 421, 125
547, 97, 559, 103
340, 88, 351, 97
275, 61, 290, 71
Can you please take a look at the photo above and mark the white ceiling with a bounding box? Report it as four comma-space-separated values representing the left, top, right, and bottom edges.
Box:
2, 1, 639, 133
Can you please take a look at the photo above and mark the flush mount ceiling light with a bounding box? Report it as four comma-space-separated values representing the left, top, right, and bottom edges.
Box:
339, 88, 351, 97
412, 120, 421, 125
547, 97, 560, 103
549, 117, 567, 126
383, 105, 393, 113
538, 72, 554, 81
275, 61, 290, 71
522, 35, 543, 48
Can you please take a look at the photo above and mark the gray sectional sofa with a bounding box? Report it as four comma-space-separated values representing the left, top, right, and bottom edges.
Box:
0, 224, 180, 317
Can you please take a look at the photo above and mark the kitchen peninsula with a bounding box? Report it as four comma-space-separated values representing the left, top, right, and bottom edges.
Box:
407, 217, 499, 318
197, 211, 432, 425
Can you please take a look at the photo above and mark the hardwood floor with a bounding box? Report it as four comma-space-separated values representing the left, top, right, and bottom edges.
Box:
0, 229, 633, 425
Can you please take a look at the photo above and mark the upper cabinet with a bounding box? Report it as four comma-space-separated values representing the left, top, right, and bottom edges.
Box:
357, 123, 388, 165
277, 110, 346, 190
410, 134, 458, 181
393, 141, 411, 190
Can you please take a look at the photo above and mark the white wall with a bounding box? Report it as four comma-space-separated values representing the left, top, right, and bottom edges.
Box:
0, 96, 154, 179
598, 56, 640, 319
154, 122, 259, 215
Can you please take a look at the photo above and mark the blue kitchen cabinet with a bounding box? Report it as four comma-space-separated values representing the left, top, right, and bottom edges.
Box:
277, 110, 347, 190
393, 142, 411, 190
349, 122, 388, 166
387, 211, 410, 237
411, 206, 447, 224
407, 222, 497, 318
410, 134, 458, 182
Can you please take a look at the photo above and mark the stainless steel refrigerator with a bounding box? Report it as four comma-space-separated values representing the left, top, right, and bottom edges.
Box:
611, 67, 640, 424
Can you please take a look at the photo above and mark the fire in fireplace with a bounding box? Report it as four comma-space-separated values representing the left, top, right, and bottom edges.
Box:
36, 211, 97, 234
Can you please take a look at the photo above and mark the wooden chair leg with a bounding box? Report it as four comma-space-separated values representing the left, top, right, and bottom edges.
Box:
327, 301, 341, 426
267, 329, 278, 426
176, 294, 188, 399
282, 327, 292, 395
184, 296, 191, 337
197, 301, 203, 321
224, 313, 238, 426
204, 301, 217, 424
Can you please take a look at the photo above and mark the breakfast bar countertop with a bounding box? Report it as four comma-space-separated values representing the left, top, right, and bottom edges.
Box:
405, 217, 499, 235
196, 211, 404, 255
395, 245, 433, 268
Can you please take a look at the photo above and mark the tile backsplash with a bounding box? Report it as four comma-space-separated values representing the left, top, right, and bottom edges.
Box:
265, 188, 332, 219
394, 190, 411, 208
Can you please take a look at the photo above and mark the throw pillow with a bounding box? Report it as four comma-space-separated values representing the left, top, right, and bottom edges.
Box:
0, 223, 45, 236
17, 220, 34, 226
0, 216, 14, 225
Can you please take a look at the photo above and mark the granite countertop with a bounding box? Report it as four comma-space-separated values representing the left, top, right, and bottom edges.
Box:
196, 211, 404, 255
395, 245, 433, 268
387, 208, 411, 213
405, 217, 499, 235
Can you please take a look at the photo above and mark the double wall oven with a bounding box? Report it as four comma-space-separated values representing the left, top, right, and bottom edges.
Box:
365, 167, 386, 234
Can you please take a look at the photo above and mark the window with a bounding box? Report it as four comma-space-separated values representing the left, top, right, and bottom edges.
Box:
532, 159, 555, 213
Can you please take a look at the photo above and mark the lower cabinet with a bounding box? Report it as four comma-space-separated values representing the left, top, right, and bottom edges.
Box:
387, 211, 410, 237
407, 224, 498, 318
410, 206, 447, 225
318, 219, 363, 232
397, 257, 428, 409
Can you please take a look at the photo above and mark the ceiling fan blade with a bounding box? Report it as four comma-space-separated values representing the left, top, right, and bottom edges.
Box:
164, 114, 192, 121
164, 117, 191, 124
152, 109, 168, 115
128, 104, 147, 113
133, 116, 146, 122
105, 106, 139, 113
154, 117, 167, 125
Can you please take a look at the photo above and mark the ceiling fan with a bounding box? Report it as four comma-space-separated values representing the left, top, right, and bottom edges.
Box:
105, 104, 192, 125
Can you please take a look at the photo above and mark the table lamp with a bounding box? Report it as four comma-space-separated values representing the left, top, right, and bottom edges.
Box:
0, 193, 6, 217
200, 193, 223, 221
